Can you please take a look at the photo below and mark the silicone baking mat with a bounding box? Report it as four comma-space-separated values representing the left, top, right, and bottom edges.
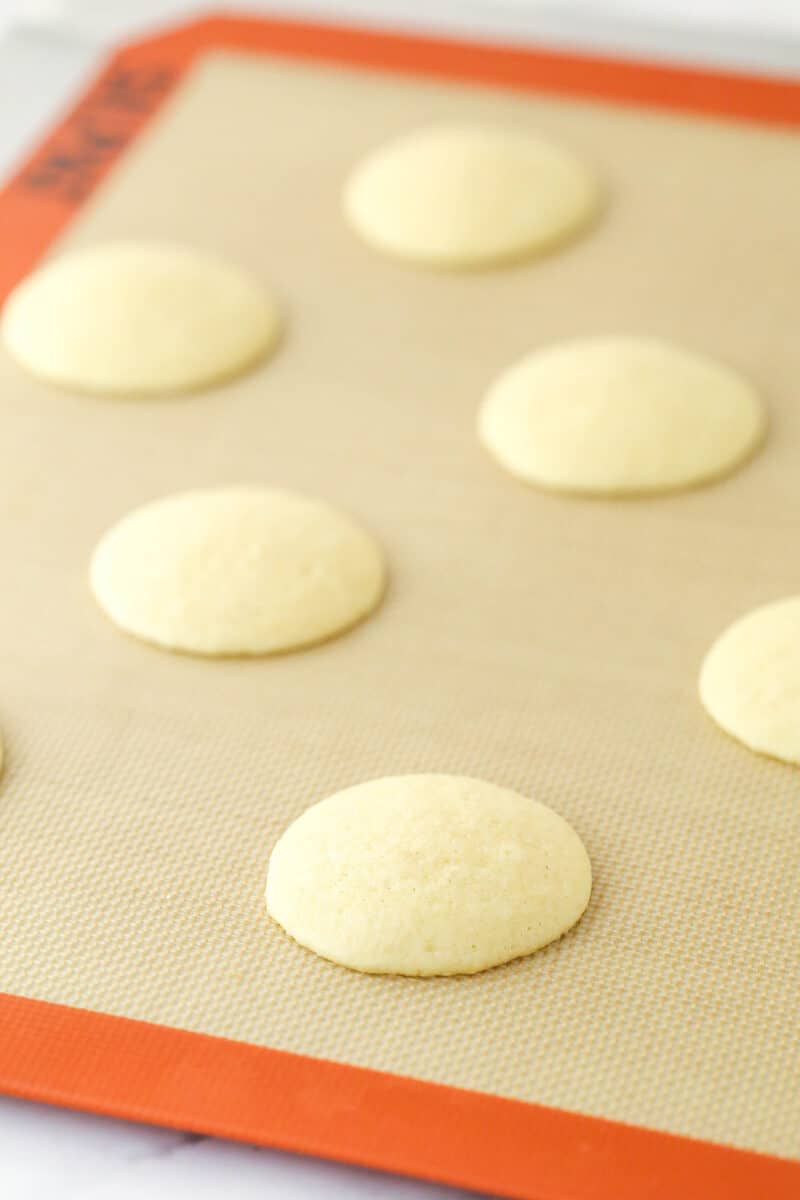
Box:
0, 14, 798, 1200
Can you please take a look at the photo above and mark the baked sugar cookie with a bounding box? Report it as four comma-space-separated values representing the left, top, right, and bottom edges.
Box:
700, 597, 800, 764
1, 242, 280, 396
266, 774, 591, 976
479, 336, 764, 495
90, 488, 385, 656
344, 124, 599, 269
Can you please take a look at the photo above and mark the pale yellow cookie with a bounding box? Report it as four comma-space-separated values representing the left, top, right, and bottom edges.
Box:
90, 488, 386, 656
266, 774, 591, 976
700, 596, 800, 764
479, 336, 765, 495
1, 242, 280, 395
344, 124, 599, 269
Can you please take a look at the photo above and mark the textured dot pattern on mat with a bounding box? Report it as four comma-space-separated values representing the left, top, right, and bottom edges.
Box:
344, 123, 599, 269
1, 241, 281, 396
90, 487, 386, 657
700, 596, 800, 765
266, 773, 592, 976
479, 336, 765, 496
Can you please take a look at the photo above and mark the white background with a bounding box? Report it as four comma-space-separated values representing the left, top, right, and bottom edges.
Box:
0, 3, 797, 1198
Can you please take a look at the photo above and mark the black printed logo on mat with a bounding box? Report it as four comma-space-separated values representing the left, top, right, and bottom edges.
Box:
21, 65, 176, 206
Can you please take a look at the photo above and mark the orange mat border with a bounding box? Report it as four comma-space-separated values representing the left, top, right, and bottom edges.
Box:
0, 14, 798, 1198
1, 993, 798, 1200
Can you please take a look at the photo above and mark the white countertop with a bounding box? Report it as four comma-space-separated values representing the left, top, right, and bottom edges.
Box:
1, 3, 797, 1197
0, 1093, 477, 1199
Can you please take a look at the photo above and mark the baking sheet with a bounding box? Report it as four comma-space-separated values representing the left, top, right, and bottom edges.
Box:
0, 48, 798, 1161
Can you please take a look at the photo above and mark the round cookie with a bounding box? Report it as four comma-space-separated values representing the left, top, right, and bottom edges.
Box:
266, 774, 592, 976
1, 242, 280, 396
90, 488, 386, 656
343, 124, 599, 269
700, 596, 800, 764
479, 336, 765, 496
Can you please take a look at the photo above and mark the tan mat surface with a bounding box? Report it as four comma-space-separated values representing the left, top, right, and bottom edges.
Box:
0, 51, 798, 1158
